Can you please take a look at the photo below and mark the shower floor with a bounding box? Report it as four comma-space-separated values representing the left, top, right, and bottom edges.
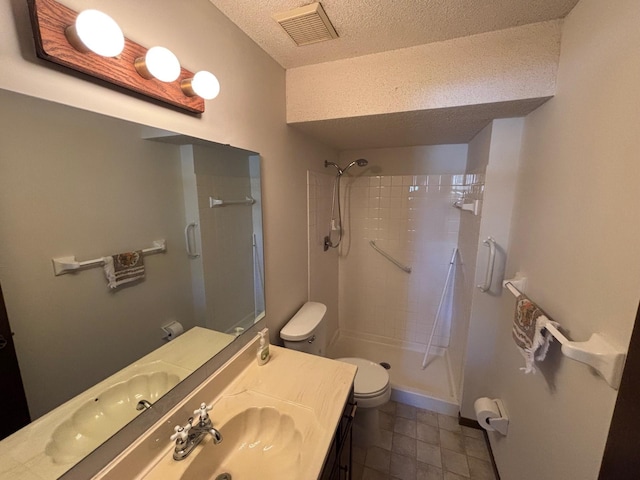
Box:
327, 332, 459, 416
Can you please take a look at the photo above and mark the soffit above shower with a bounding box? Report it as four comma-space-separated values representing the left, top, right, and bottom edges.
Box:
288, 98, 550, 150
208, 0, 579, 69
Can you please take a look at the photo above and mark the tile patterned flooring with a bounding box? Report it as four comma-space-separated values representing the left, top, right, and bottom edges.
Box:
351, 401, 497, 480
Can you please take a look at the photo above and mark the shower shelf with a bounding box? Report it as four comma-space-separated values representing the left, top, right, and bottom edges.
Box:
503, 276, 626, 389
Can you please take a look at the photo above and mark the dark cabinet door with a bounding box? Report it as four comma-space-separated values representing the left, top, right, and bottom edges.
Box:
0, 284, 30, 439
320, 388, 356, 480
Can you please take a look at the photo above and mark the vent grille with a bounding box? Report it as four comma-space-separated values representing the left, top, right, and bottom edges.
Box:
273, 3, 338, 46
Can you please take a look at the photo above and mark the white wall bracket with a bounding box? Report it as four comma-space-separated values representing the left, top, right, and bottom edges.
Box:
453, 199, 480, 215
543, 323, 626, 390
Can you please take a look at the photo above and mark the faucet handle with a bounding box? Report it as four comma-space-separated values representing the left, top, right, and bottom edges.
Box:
194, 402, 213, 420
170, 422, 191, 443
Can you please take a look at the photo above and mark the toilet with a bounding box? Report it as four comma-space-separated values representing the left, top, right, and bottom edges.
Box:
280, 302, 391, 444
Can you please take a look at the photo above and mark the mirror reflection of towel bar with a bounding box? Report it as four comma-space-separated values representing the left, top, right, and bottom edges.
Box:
52, 240, 166, 276
209, 196, 255, 207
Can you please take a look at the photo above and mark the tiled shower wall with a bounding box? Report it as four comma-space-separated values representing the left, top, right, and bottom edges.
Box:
309, 171, 480, 350
338, 174, 466, 349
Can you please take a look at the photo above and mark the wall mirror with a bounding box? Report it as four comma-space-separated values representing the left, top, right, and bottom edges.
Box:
0, 88, 265, 475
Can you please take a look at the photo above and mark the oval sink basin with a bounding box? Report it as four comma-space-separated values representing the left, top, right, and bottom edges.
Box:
181, 406, 304, 479
138, 390, 325, 480
46, 369, 182, 464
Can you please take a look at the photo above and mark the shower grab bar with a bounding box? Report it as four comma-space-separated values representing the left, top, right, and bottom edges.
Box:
209, 196, 256, 208
503, 276, 626, 389
369, 240, 411, 274
52, 240, 166, 276
477, 237, 496, 292
184, 222, 200, 258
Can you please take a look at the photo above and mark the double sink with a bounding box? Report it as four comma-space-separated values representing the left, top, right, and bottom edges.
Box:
95, 338, 357, 480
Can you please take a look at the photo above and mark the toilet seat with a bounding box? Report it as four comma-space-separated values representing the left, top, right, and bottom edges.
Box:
336, 357, 390, 399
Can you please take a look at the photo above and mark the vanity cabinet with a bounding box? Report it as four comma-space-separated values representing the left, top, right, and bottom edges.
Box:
321, 388, 356, 480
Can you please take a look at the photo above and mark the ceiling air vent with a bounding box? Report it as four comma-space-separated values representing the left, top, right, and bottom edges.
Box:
272, 2, 338, 46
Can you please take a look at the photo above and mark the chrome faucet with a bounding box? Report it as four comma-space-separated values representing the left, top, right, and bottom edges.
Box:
170, 402, 223, 461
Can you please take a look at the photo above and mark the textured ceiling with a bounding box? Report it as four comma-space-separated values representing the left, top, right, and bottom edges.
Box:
288, 98, 551, 150
209, 0, 579, 68
208, 0, 577, 149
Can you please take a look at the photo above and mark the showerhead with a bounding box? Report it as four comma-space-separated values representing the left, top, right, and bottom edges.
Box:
343, 158, 369, 173
324, 158, 369, 176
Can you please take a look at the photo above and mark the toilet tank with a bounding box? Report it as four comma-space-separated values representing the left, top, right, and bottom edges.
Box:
280, 302, 327, 356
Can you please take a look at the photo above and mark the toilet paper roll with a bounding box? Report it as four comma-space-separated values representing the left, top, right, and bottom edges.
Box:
474, 397, 501, 431
162, 321, 184, 341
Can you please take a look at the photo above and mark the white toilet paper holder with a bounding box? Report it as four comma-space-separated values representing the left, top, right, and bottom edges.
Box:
161, 321, 184, 341
476, 398, 509, 436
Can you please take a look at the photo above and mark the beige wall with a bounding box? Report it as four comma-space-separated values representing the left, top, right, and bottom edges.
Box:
339, 145, 468, 176
450, 123, 491, 399
461, 0, 640, 478
460, 117, 525, 410
0, 0, 337, 348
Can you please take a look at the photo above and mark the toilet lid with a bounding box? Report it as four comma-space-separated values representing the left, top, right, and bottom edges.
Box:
336, 357, 389, 397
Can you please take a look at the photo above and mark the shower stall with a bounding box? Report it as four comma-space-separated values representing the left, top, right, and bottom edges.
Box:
308, 145, 485, 415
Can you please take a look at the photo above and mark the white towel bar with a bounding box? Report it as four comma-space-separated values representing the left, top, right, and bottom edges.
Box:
52, 240, 166, 276
503, 276, 626, 389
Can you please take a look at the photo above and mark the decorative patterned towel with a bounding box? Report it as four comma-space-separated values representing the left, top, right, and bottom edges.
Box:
103, 251, 145, 289
512, 294, 559, 374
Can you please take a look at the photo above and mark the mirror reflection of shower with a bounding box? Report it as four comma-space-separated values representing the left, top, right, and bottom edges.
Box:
323, 158, 368, 251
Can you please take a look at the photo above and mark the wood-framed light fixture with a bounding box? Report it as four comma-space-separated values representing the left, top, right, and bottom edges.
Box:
27, 0, 219, 114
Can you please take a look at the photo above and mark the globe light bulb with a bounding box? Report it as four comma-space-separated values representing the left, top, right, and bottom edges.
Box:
182, 71, 220, 100
135, 46, 181, 83
65, 10, 124, 57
